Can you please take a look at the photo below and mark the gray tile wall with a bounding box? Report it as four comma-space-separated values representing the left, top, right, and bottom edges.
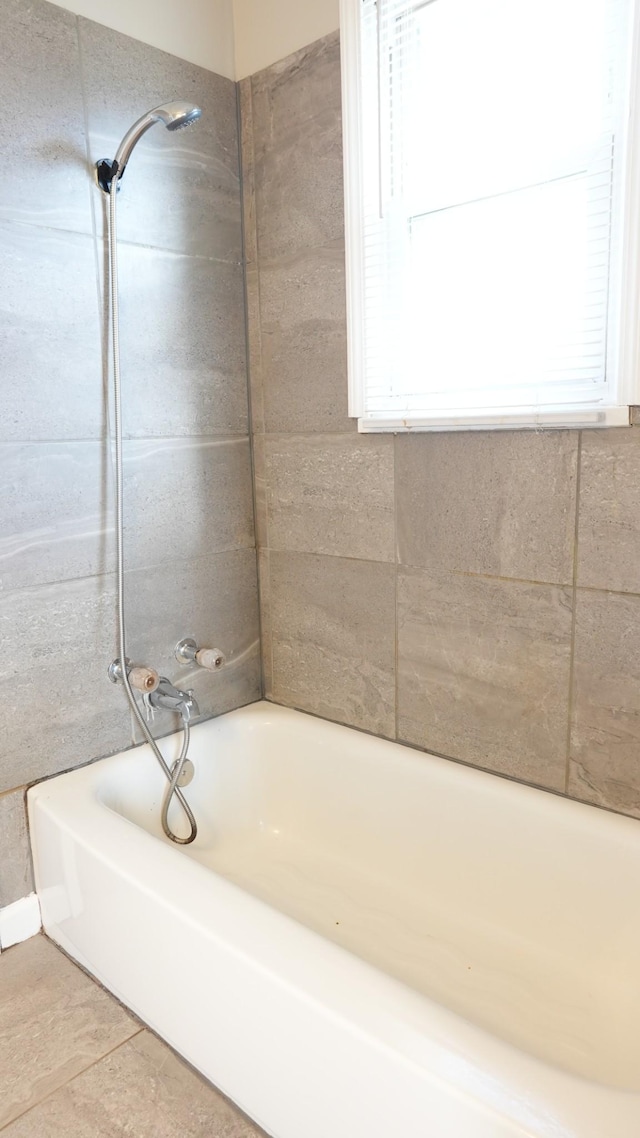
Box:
0, 0, 261, 907
242, 30, 640, 823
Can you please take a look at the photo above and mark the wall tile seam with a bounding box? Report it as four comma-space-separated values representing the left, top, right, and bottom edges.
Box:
260, 430, 374, 442
262, 542, 395, 564
1, 434, 254, 446
119, 434, 254, 446
0, 199, 245, 268
0, 431, 252, 446
0, 547, 259, 601
564, 430, 583, 793
251, 200, 277, 690
100, 239, 244, 267
573, 582, 640, 599
264, 548, 395, 569
381, 563, 575, 590
264, 552, 589, 592
0, 215, 94, 241
0, 550, 258, 600
238, 79, 257, 268
123, 543, 258, 577
236, 78, 267, 700
254, 427, 358, 438
0, 568, 112, 598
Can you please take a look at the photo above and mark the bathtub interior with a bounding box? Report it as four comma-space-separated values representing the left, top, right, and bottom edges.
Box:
95, 705, 640, 1091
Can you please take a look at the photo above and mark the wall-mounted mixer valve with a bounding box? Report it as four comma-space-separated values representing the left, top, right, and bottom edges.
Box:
108, 657, 160, 693
175, 638, 226, 671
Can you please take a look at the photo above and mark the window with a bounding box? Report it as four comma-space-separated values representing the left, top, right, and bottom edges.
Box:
340, 0, 640, 431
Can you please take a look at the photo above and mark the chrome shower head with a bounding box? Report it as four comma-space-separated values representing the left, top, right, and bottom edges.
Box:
154, 101, 203, 133
96, 101, 202, 193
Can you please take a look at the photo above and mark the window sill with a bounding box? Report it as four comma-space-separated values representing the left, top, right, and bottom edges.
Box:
356, 407, 633, 432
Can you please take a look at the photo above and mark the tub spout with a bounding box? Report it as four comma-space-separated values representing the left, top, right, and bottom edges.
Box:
147, 677, 199, 721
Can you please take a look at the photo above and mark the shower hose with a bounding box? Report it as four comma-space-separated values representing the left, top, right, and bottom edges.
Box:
107, 174, 197, 845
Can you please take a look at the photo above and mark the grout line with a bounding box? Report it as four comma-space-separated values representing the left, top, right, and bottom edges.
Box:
0, 548, 257, 601
564, 432, 583, 794
0, 432, 250, 446
6, 549, 640, 602
0, 1024, 144, 1132
236, 77, 266, 702
0, 214, 242, 267
239, 76, 275, 698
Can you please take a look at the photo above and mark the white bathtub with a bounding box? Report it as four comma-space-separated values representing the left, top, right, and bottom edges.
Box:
29, 701, 640, 1138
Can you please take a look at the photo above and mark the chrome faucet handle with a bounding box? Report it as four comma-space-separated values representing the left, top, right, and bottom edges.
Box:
108, 657, 160, 693
175, 637, 226, 671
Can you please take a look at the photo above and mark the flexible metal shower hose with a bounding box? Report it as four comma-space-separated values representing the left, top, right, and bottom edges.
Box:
108, 175, 197, 845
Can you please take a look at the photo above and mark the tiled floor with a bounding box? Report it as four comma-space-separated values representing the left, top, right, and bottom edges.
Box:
0, 936, 267, 1136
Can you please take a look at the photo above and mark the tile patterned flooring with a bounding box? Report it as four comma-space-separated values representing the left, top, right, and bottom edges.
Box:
0, 936, 266, 1136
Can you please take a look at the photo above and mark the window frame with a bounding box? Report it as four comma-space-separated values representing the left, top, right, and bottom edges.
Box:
339, 0, 640, 433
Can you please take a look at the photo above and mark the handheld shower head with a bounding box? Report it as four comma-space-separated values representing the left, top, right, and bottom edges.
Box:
96, 101, 202, 193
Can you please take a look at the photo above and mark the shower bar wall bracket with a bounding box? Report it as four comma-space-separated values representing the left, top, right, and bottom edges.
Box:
96, 158, 121, 194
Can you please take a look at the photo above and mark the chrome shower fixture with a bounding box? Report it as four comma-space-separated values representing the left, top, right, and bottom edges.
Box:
175, 638, 226, 671
96, 101, 202, 193
108, 656, 159, 693
101, 98, 203, 845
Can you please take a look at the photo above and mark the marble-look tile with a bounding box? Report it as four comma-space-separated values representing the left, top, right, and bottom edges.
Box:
265, 434, 395, 561
0, 0, 92, 234
578, 428, 640, 593
397, 568, 572, 789
0, 574, 131, 792
251, 32, 342, 149
259, 244, 353, 433
4, 1028, 265, 1137
126, 549, 261, 738
396, 431, 578, 585
254, 108, 344, 261
0, 222, 104, 441
252, 33, 343, 261
245, 267, 265, 434
0, 789, 33, 908
0, 442, 113, 592
269, 551, 396, 737
122, 437, 254, 571
238, 77, 257, 267
80, 19, 241, 260
114, 244, 248, 438
0, 936, 138, 1129
569, 589, 640, 818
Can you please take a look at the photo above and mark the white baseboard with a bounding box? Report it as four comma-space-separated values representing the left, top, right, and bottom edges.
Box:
0, 893, 42, 949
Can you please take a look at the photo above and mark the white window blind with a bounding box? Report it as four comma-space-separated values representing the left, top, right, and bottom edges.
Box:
342, 0, 640, 430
